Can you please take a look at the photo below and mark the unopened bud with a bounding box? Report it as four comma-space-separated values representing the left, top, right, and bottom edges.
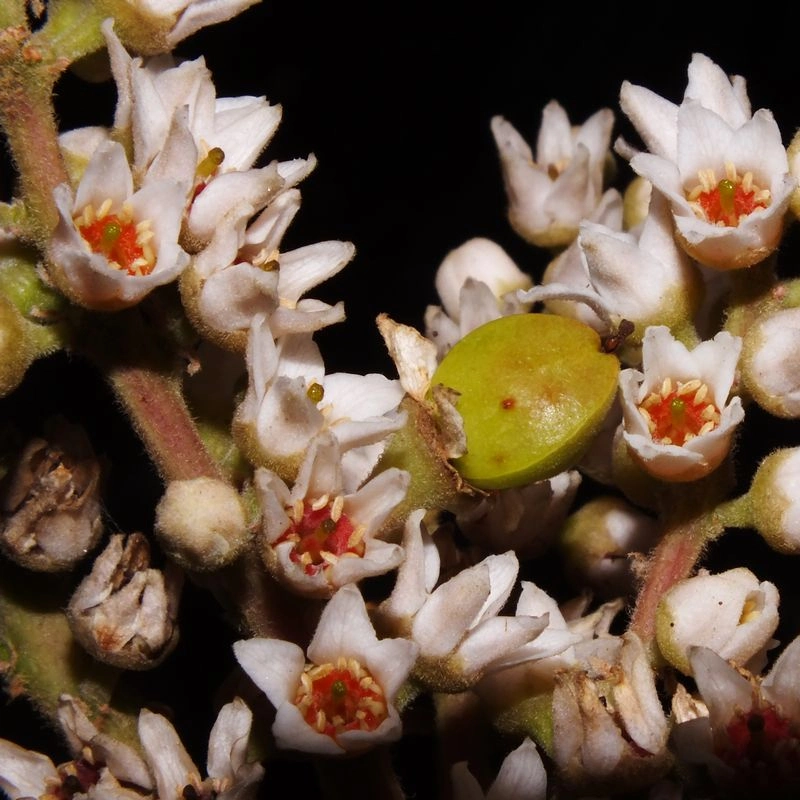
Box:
748, 447, 800, 553
154, 477, 250, 571
559, 495, 660, 598
0, 418, 103, 571
66, 533, 182, 670
740, 307, 800, 418
655, 567, 779, 675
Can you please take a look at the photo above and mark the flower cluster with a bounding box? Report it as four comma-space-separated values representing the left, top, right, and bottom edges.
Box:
3, 6, 800, 799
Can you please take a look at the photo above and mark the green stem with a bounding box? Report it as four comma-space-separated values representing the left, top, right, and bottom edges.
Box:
0, 559, 139, 746
28, 0, 107, 65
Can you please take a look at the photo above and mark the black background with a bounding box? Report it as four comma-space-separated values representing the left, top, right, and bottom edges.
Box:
4, 2, 800, 798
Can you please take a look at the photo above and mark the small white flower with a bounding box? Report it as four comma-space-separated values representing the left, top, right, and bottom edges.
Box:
138, 697, 264, 799
375, 510, 550, 691
451, 737, 547, 800
672, 636, 800, 795
49, 140, 189, 310
619, 325, 744, 481
576, 191, 704, 348
655, 567, 780, 675
619, 52, 796, 270
540, 187, 624, 331
254, 431, 408, 598
0, 695, 153, 799
491, 101, 615, 248
186, 190, 352, 344
233, 583, 419, 756
235, 315, 406, 486
104, 20, 312, 244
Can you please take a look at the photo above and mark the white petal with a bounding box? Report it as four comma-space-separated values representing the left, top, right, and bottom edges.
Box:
233, 638, 306, 707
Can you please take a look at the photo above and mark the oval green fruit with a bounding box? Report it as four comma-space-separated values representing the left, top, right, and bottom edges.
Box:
430, 313, 619, 490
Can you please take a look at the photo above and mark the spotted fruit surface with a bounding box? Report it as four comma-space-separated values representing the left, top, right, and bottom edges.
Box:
430, 313, 619, 489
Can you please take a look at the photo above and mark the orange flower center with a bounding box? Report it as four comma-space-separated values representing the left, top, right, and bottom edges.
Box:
686, 163, 770, 227
277, 497, 365, 576
294, 656, 388, 739
75, 200, 155, 276
637, 377, 721, 446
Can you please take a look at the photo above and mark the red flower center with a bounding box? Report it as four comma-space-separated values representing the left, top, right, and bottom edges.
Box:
638, 377, 721, 446
294, 656, 388, 739
277, 498, 364, 576
75, 200, 155, 276
687, 164, 770, 227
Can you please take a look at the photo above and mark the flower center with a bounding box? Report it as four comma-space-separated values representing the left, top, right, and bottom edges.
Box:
75, 199, 155, 276
294, 656, 388, 739
637, 377, 721, 446
720, 704, 800, 791
686, 163, 770, 227
277, 497, 365, 576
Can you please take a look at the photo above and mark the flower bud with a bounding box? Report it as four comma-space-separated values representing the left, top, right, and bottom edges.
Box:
433, 237, 532, 323
748, 447, 800, 552
0, 419, 103, 571
66, 533, 182, 670
558, 495, 660, 598
153, 477, 250, 572
740, 307, 800, 418
655, 567, 779, 675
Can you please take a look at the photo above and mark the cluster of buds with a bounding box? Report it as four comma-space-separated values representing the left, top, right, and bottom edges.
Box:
4, 5, 800, 800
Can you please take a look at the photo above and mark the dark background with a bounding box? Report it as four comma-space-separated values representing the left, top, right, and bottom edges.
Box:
4, 3, 800, 798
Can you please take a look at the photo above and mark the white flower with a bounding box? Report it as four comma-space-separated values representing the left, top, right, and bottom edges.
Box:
235, 314, 406, 486
0, 695, 152, 799
619, 325, 744, 481
491, 101, 615, 248
186, 189, 352, 344
655, 567, 780, 675
619, 52, 796, 270
541, 187, 623, 330
672, 636, 800, 795
254, 431, 408, 598
104, 20, 313, 244
451, 737, 547, 800
233, 583, 419, 756
375, 510, 550, 691
138, 697, 264, 799
576, 191, 704, 347
49, 140, 189, 310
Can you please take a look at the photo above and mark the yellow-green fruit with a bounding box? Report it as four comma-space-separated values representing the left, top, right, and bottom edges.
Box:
430, 313, 619, 490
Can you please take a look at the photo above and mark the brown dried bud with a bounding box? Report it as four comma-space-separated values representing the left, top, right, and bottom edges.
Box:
0, 418, 103, 571
66, 533, 182, 670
